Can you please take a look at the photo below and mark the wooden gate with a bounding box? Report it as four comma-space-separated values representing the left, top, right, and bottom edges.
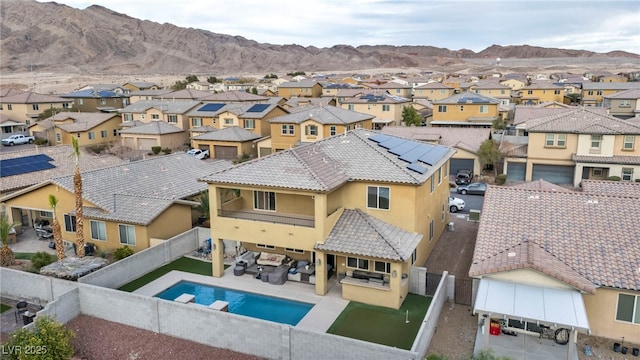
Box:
454, 278, 473, 305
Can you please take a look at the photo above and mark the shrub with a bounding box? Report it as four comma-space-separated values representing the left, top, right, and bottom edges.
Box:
31, 251, 54, 271
635, 179, 640, 182
495, 174, 507, 185
161, 148, 172, 154
87, 144, 108, 154
33, 138, 48, 146
151, 146, 161, 154
4, 315, 75, 360
113, 245, 134, 260
606, 176, 621, 181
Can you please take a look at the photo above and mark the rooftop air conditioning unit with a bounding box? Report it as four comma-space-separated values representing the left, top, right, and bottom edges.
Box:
469, 209, 481, 222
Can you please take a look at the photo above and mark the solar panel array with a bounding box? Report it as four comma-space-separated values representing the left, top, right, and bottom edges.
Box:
369, 133, 450, 174
246, 104, 270, 113
359, 94, 387, 102
0, 154, 56, 177
198, 103, 225, 112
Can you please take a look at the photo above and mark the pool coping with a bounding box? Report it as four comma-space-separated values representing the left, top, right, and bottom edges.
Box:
133, 266, 349, 333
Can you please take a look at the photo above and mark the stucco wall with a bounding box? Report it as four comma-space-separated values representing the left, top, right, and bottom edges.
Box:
582, 288, 640, 341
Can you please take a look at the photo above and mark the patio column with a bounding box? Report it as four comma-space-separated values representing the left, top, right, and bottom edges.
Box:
314, 252, 328, 295
212, 238, 225, 277
482, 314, 490, 349
566, 328, 577, 360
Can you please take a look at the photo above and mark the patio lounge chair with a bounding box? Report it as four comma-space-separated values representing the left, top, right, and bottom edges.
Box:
14, 301, 28, 323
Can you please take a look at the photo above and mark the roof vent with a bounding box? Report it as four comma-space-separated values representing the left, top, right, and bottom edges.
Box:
528, 195, 540, 200
507, 252, 516, 257
586, 199, 599, 204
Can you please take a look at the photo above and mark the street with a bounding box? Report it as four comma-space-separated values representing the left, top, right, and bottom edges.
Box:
450, 189, 484, 213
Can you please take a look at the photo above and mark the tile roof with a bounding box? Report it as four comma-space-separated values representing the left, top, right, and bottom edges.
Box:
278, 80, 320, 88
284, 97, 334, 109
61, 89, 127, 99
433, 91, 500, 105
0, 91, 68, 104
0, 145, 125, 193
581, 179, 640, 198
160, 89, 212, 100
373, 82, 411, 89
604, 88, 640, 99
381, 126, 491, 154
523, 83, 563, 90
573, 154, 640, 165
186, 103, 280, 118
470, 186, 640, 292
513, 106, 575, 125
43, 112, 120, 132
38, 155, 231, 225
315, 209, 422, 261
500, 143, 528, 158
118, 121, 183, 135
129, 89, 173, 97
202, 129, 456, 191
199, 91, 270, 102
526, 107, 640, 134
119, 100, 200, 114
339, 91, 411, 104
192, 126, 260, 142
124, 82, 157, 89
414, 82, 453, 90
509, 179, 575, 192
268, 105, 373, 125
0, 88, 25, 98
582, 82, 640, 90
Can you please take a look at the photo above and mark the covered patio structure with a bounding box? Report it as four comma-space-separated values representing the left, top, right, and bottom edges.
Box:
473, 278, 589, 360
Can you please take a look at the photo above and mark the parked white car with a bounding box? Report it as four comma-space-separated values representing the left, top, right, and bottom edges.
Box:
1, 134, 35, 146
449, 196, 465, 213
187, 148, 209, 160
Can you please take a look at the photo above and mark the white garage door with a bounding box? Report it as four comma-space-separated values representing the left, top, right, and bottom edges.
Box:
138, 138, 158, 151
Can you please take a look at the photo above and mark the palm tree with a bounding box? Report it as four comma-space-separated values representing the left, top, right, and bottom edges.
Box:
71, 137, 85, 257
0, 215, 20, 267
48, 194, 66, 260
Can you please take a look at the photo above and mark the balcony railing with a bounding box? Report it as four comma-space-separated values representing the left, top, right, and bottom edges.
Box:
217, 209, 315, 228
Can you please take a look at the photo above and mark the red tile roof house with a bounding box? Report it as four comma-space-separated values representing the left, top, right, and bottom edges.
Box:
468, 184, 640, 359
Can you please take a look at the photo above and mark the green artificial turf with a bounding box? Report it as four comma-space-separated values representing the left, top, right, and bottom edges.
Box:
0, 303, 11, 313
327, 294, 432, 350
118, 257, 227, 292
14, 252, 57, 262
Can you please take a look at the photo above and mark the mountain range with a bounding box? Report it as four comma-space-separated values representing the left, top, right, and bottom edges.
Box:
1, 0, 639, 75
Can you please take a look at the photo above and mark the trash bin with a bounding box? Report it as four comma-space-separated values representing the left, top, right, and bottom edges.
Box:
490, 320, 500, 336
448, 222, 455, 231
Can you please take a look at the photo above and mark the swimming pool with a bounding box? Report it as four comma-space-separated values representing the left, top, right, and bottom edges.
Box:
155, 281, 313, 325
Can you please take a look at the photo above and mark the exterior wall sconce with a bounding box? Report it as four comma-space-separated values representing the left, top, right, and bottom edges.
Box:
212, 243, 216, 250
316, 259, 321, 266
392, 270, 397, 277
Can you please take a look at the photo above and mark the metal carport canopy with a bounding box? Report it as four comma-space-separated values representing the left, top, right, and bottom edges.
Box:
473, 278, 590, 332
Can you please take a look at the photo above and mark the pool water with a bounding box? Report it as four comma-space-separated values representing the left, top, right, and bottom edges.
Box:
156, 281, 313, 325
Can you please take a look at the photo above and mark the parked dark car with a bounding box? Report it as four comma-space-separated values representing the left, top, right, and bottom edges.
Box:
455, 170, 473, 185
456, 182, 487, 195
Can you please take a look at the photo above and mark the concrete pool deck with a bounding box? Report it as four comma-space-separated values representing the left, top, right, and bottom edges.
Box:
133, 266, 349, 333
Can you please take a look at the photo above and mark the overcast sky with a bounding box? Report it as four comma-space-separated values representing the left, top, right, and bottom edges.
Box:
56, 0, 640, 54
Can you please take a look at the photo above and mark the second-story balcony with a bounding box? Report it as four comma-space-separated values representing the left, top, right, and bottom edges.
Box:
217, 209, 315, 228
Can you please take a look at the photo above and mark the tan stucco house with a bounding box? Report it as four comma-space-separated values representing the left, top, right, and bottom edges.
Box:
29, 112, 122, 147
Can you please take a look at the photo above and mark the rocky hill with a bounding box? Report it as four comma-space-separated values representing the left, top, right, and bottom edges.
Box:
1, 0, 639, 75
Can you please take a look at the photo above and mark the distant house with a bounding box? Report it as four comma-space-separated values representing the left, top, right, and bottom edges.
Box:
603, 88, 640, 119
29, 112, 122, 147
122, 82, 160, 92
128, 89, 173, 104
119, 121, 187, 151
191, 126, 261, 159
277, 81, 323, 98
321, 83, 363, 98
119, 100, 201, 132
520, 82, 564, 105
0, 90, 72, 125
499, 77, 527, 91
186, 102, 288, 138
581, 82, 640, 107
431, 92, 500, 127
157, 89, 212, 101
372, 82, 413, 98
473, 82, 512, 106
199, 90, 270, 103
61, 88, 129, 112
412, 82, 455, 101
339, 91, 411, 129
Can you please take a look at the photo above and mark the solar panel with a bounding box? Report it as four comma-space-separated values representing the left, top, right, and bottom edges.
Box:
419, 146, 450, 166
247, 104, 270, 113
0, 154, 56, 178
399, 143, 436, 163
388, 140, 421, 156
378, 137, 404, 149
369, 133, 392, 143
198, 103, 225, 112
407, 163, 427, 174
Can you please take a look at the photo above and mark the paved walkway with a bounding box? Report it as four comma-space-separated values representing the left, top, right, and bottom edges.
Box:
134, 266, 349, 333
7, 227, 58, 254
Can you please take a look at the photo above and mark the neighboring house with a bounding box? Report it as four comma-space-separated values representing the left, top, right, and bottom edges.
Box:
431, 92, 500, 127
372, 82, 413, 98
156, 89, 212, 101
581, 82, 640, 107
499, 77, 528, 91
119, 121, 187, 151
339, 91, 412, 129
199, 91, 271, 103
29, 112, 122, 147
266, 105, 375, 153
120, 100, 201, 131
191, 126, 261, 159
277, 81, 323, 98
503, 107, 640, 186
511, 104, 575, 136
0, 145, 125, 196
473, 82, 512, 106
61, 88, 129, 112
202, 129, 456, 309
0, 90, 72, 125
520, 82, 564, 105
603, 88, 640, 119
128, 89, 173, 104
186, 81, 214, 91
1, 154, 232, 252
0, 114, 28, 134
470, 184, 639, 359
381, 126, 492, 176
281, 97, 335, 111
122, 82, 160, 92
321, 83, 362, 98
412, 82, 455, 101
186, 103, 288, 138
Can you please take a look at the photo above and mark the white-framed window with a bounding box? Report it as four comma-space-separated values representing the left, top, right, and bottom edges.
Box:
55, 133, 62, 143
224, 118, 234, 126
191, 117, 202, 127
430, 175, 435, 192
90, 220, 107, 241
615, 293, 640, 324
429, 219, 434, 241
367, 186, 390, 210
592, 168, 603, 177
63, 102, 70, 109
40, 211, 53, 218
305, 125, 318, 136
151, 114, 160, 120
591, 135, 603, 149
124, 113, 133, 122
88, 132, 95, 140
101, 130, 107, 138
140, 114, 145, 120
619, 99, 631, 107
168, 114, 178, 124
374, 261, 391, 274
77, 99, 83, 105
438, 105, 447, 112
554, 90, 561, 95
479, 105, 488, 113
118, 224, 136, 245
64, 214, 76, 232
438, 168, 442, 184
244, 119, 255, 129
622, 168, 633, 181
527, 90, 533, 95
382, 104, 390, 111
440, 89, 446, 94
597, 90, 603, 96
545, 133, 566, 147
587, 90, 594, 96
623, 135, 634, 150
253, 191, 275, 211
330, 126, 336, 136
32, 104, 39, 111
411, 249, 417, 265
347, 256, 369, 270
281, 124, 294, 135
257, 244, 276, 250
348, 104, 354, 110
285, 248, 304, 254
100, 98, 107, 105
